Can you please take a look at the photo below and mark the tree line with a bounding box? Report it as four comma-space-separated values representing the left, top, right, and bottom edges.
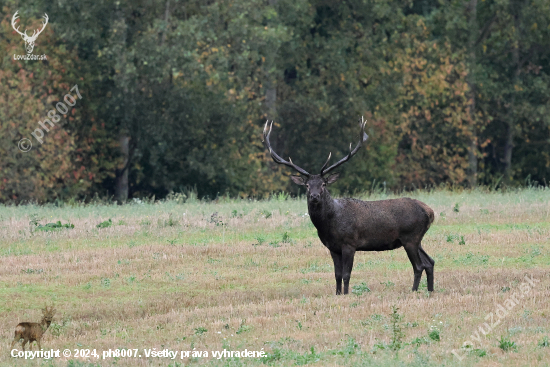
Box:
1, 0, 549, 203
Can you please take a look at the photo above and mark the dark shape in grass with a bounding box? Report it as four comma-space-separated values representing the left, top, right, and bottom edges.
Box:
261, 348, 282, 364
295, 347, 320, 365
281, 232, 294, 244
390, 306, 404, 352
236, 319, 251, 334
498, 335, 517, 352
194, 327, 207, 335
96, 219, 112, 228
410, 336, 429, 346
35, 221, 74, 231
471, 348, 487, 357
351, 282, 371, 295
428, 329, 440, 341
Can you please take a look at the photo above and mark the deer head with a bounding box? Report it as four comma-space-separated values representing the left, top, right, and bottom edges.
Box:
41, 306, 56, 326
262, 117, 368, 204
11, 11, 49, 54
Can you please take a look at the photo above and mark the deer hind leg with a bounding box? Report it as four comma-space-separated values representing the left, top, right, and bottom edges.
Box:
404, 244, 424, 291
329, 250, 343, 295
21, 339, 28, 351
419, 245, 435, 292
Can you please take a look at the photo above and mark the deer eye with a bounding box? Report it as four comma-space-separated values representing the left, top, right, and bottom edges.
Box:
306, 184, 310, 189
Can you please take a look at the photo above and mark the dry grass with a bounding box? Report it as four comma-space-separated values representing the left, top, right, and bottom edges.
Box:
0, 188, 549, 366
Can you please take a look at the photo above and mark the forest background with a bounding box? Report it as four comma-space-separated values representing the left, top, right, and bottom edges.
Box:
1, 0, 549, 203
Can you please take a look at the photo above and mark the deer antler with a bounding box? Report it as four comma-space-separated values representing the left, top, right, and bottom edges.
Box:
320, 116, 368, 176
320, 152, 332, 173
42, 305, 56, 315
262, 120, 311, 177
11, 12, 48, 41
29, 13, 48, 41
11, 11, 27, 37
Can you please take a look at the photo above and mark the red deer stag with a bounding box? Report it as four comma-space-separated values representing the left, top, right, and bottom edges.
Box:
262, 118, 435, 294
11, 306, 56, 351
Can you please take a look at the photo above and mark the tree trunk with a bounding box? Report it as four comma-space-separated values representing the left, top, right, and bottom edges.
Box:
466, 0, 478, 188
115, 135, 130, 203
503, 9, 521, 183
113, 4, 131, 203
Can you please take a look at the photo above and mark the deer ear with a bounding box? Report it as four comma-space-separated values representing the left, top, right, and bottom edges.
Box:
290, 175, 306, 186
326, 173, 340, 185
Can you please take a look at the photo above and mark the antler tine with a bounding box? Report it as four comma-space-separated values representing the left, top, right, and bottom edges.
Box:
262, 120, 310, 177
31, 13, 48, 40
321, 117, 369, 176
320, 152, 332, 173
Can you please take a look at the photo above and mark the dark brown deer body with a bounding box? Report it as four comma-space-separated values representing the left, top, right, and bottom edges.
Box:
11, 306, 55, 351
263, 118, 435, 294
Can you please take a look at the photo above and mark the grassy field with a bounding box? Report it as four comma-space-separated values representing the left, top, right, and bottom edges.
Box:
1, 188, 549, 367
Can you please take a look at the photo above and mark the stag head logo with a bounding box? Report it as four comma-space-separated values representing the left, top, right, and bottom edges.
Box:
11, 11, 49, 54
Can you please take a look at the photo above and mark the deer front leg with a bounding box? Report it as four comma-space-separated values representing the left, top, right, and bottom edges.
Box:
329, 250, 343, 295
342, 245, 357, 295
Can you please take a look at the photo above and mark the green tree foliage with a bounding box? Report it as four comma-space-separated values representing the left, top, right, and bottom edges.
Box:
1, 0, 549, 202
0, 5, 116, 202
392, 22, 474, 186
431, 0, 550, 185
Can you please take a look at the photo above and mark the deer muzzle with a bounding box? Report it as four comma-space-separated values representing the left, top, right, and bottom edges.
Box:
310, 193, 321, 202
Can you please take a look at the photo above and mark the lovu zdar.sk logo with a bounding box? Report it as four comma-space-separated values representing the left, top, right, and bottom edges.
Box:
11, 10, 48, 61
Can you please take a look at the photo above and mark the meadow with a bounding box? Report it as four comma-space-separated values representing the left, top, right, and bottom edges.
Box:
0, 188, 549, 366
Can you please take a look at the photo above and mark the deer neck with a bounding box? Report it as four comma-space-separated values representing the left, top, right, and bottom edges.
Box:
307, 193, 336, 229
40, 319, 50, 332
